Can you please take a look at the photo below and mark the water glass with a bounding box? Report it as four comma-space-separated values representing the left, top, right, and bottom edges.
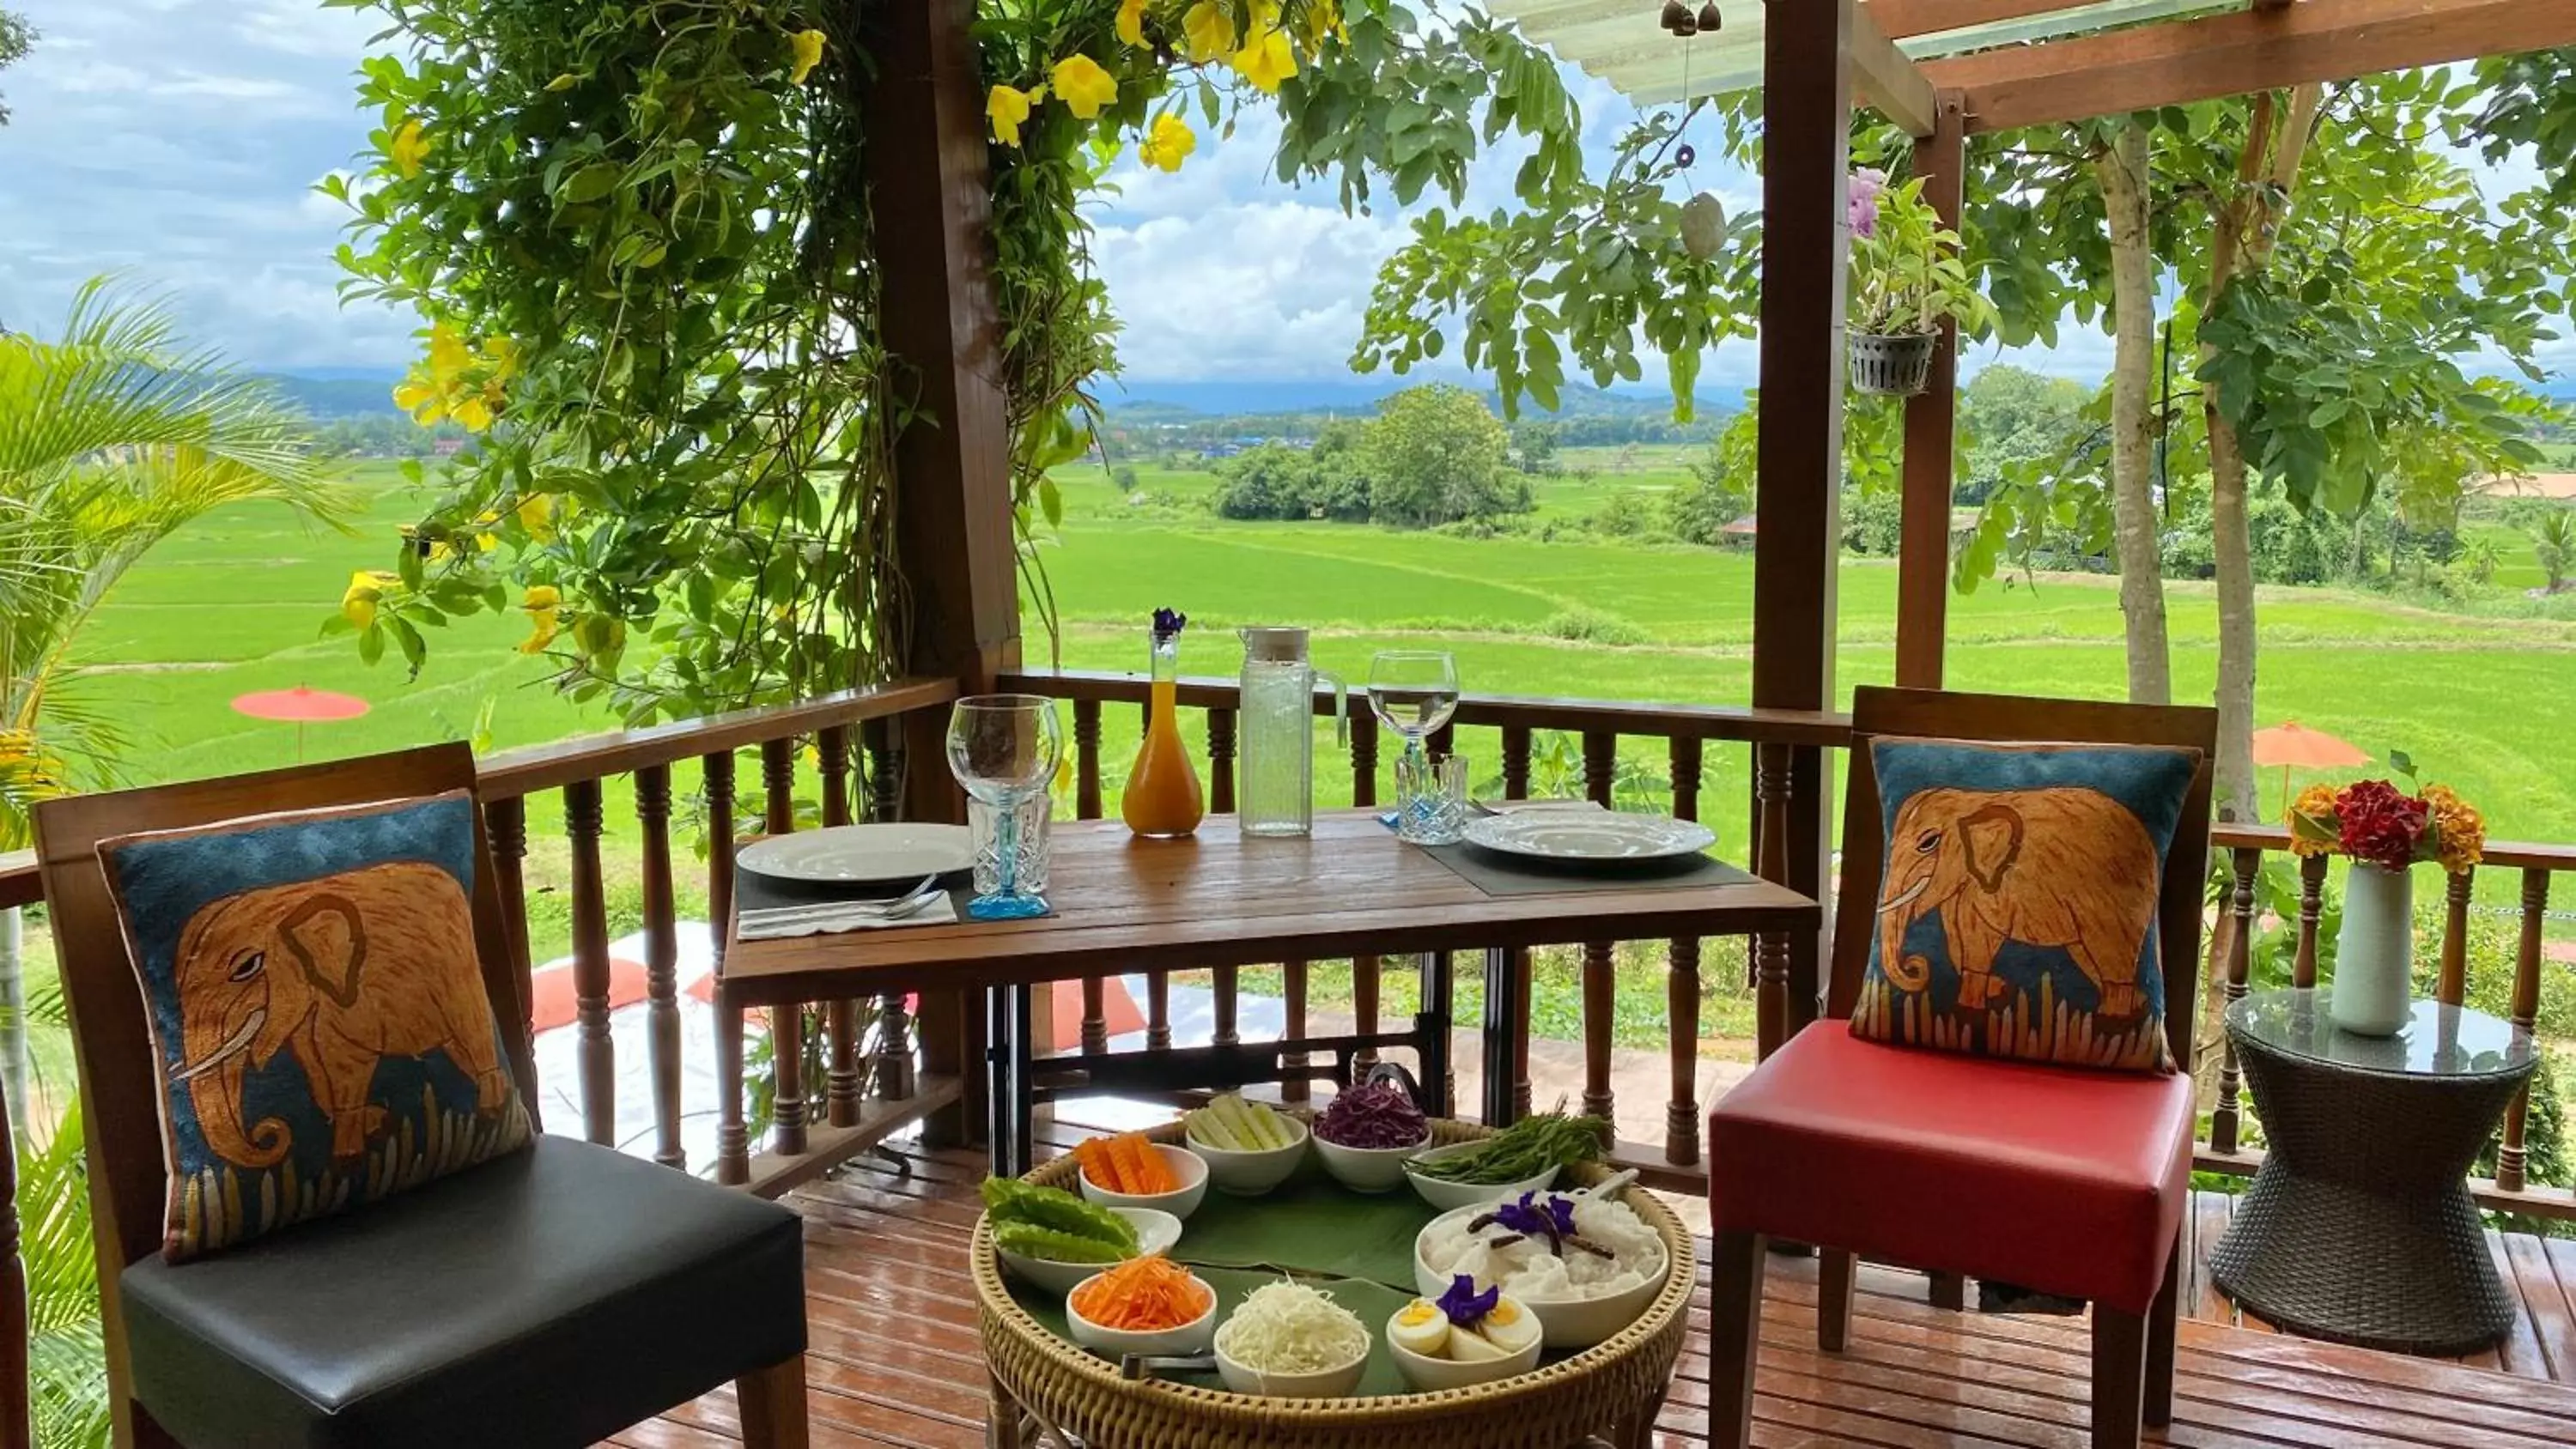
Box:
971, 794, 1051, 898
945, 694, 1062, 920
1394, 753, 1470, 845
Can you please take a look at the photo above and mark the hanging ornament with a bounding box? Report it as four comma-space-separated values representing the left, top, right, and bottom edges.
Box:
1674, 143, 1697, 169
1696, 2, 1723, 32
1660, 0, 1696, 35
1680, 191, 1727, 261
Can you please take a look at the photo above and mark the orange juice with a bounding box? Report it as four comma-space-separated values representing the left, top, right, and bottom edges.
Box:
1123, 675, 1205, 836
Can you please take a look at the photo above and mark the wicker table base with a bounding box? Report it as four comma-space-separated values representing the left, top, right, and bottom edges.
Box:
2210, 994, 2535, 1355
974, 1121, 1690, 1449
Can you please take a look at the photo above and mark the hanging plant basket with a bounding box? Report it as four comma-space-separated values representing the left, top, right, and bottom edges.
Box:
1848, 330, 1937, 397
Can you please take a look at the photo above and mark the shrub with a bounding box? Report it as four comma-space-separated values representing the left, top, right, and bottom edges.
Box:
1590, 488, 1656, 538
1111, 464, 1139, 491
1537, 606, 1648, 646
1840, 487, 1904, 556
1665, 452, 1748, 546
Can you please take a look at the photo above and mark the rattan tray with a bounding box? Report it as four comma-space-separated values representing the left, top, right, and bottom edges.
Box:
973, 1119, 1692, 1449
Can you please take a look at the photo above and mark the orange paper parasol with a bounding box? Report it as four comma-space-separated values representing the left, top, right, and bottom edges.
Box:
2252, 720, 2370, 818
231, 685, 371, 761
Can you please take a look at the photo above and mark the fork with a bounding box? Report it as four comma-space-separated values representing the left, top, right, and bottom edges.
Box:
739, 875, 945, 931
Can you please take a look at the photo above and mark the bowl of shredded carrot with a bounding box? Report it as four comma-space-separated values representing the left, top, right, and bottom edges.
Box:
1074, 1132, 1209, 1221
1066, 1254, 1218, 1357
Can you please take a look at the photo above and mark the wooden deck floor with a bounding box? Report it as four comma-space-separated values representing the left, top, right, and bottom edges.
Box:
615, 1137, 2576, 1449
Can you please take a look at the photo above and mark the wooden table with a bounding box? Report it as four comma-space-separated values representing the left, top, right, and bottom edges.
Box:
723, 811, 1818, 1174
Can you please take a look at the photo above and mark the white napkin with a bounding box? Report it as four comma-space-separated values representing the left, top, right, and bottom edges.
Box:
738, 894, 960, 941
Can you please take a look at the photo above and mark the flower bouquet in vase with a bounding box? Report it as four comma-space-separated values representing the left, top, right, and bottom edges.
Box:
1846, 168, 1996, 397
2287, 767, 2485, 1035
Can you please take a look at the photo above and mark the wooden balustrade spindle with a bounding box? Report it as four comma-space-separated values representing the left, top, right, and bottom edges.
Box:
1752, 743, 1793, 1059
756, 736, 810, 1153
1667, 737, 1704, 1166
1282, 961, 1310, 1103
862, 716, 902, 823
2212, 847, 2262, 1155
1350, 710, 1379, 808
1082, 977, 1109, 1055
1073, 699, 1103, 820
2498, 868, 2549, 1192
1353, 955, 1381, 1070
2293, 853, 2327, 990
872, 993, 917, 1101
817, 724, 865, 1127
707, 749, 750, 1185
1501, 725, 1532, 800
1213, 965, 1240, 1048
1208, 706, 1236, 815
1, 1076, 26, 1449
563, 779, 617, 1146
1147, 972, 1172, 1051
761, 736, 796, 834
1579, 731, 1618, 1119
1427, 722, 1455, 761
819, 724, 854, 828
2437, 869, 2474, 1007
635, 764, 686, 1170
485, 797, 537, 1048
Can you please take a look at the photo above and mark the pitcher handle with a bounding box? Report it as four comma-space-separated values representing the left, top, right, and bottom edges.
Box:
1315, 669, 1350, 747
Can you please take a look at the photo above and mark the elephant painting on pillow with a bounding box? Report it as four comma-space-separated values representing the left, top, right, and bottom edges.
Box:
1873, 785, 2161, 1022
163, 859, 514, 1169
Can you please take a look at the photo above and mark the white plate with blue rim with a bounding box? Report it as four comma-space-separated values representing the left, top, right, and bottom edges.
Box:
1459, 811, 1715, 864
737, 823, 973, 885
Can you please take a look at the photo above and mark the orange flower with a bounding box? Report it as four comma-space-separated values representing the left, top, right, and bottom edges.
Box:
2421, 784, 2486, 874
2285, 782, 2341, 858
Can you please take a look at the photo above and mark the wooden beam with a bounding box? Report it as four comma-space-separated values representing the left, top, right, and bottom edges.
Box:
1927, 0, 2576, 135
1864, 0, 2097, 39
1894, 92, 1966, 690
1854, 1, 1941, 136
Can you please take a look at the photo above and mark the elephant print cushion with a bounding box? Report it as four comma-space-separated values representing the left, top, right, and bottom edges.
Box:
1850, 739, 2200, 1073
99, 791, 532, 1260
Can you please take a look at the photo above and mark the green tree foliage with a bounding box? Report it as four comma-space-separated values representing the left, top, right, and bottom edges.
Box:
1957, 365, 2089, 506
2467, 47, 2576, 203
1509, 420, 1560, 475
0, 9, 32, 126
1663, 448, 1747, 547
1359, 383, 1526, 527
2536, 509, 2576, 594
0, 280, 343, 846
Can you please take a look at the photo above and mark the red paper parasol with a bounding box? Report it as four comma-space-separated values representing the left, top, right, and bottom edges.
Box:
2251, 720, 2371, 818
231, 685, 371, 761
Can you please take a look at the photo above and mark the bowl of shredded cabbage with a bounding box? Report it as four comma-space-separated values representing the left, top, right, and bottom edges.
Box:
1212, 1279, 1371, 1398
1413, 1189, 1669, 1348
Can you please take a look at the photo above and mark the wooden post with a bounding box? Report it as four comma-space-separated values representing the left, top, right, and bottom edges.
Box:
864, 0, 1023, 1147
1894, 93, 1965, 690
1754, 0, 1855, 1016
0, 1075, 26, 1449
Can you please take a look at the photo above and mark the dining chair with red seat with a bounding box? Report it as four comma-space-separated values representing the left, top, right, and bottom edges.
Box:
1706, 686, 2217, 1449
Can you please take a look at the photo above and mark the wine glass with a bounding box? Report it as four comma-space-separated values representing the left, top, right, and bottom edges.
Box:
945, 694, 1063, 920
1368, 651, 1461, 840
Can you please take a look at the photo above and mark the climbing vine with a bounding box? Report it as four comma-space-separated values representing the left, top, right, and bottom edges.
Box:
328, 0, 1633, 719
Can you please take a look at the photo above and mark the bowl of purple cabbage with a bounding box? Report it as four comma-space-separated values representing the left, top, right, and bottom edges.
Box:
1310, 1080, 1431, 1193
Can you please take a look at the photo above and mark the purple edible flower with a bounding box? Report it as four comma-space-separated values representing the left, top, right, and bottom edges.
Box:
1847, 167, 1886, 239
1492, 1191, 1579, 1239
1151, 607, 1188, 640
1437, 1274, 1499, 1327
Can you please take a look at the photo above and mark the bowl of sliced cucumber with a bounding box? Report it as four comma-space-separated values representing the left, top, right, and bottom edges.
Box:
1182, 1093, 1309, 1196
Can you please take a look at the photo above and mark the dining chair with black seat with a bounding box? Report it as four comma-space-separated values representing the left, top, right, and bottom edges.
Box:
34, 742, 811, 1449
1706, 686, 2218, 1449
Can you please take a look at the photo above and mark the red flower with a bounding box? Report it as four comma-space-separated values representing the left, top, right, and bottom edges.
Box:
2336, 779, 2429, 872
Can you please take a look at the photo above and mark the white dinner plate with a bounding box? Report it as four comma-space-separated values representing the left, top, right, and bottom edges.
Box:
737, 823, 973, 885
1460, 810, 1716, 864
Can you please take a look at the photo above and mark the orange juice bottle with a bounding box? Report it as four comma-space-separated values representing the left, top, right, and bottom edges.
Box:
1122, 608, 1205, 838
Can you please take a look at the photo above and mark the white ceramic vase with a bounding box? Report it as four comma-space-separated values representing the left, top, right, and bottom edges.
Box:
2330, 861, 2415, 1036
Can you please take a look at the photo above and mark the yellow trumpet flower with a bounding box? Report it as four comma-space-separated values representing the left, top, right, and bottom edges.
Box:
1051, 53, 1118, 120
988, 82, 1039, 147
519, 585, 562, 655
1232, 21, 1296, 93
341, 570, 391, 629
1139, 112, 1197, 173
1181, 2, 1235, 62
789, 28, 828, 86
388, 118, 430, 178
1116, 0, 1149, 48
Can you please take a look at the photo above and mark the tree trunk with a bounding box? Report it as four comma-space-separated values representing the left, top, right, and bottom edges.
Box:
2094, 122, 2171, 706
2202, 86, 2322, 824
0, 907, 21, 1138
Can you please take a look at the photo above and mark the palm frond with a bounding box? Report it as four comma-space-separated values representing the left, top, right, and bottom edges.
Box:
17, 1104, 111, 1449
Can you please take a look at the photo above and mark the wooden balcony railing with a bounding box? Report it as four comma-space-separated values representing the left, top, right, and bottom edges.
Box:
2202, 824, 2576, 1222
998, 667, 1848, 1185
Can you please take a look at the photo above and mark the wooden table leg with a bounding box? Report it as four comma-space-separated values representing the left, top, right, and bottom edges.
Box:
1420, 950, 1454, 1118
1481, 946, 1520, 1129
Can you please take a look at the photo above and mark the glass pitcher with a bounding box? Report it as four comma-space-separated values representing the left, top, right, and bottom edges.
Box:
1236, 627, 1346, 838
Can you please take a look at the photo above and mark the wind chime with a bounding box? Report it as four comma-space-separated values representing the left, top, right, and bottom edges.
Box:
1660, 0, 1728, 261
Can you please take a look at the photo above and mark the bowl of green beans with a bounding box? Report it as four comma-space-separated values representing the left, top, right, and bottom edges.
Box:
1401, 1113, 1607, 1213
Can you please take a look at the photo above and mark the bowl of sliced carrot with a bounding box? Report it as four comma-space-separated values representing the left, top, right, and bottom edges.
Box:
1075, 1132, 1208, 1222
1066, 1254, 1218, 1358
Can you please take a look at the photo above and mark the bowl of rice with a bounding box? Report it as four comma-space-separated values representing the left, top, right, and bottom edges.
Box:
1212, 1279, 1371, 1398
1413, 1189, 1669, 1349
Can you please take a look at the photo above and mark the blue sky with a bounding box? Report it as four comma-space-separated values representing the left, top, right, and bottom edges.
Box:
0, 2, 2555, 393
